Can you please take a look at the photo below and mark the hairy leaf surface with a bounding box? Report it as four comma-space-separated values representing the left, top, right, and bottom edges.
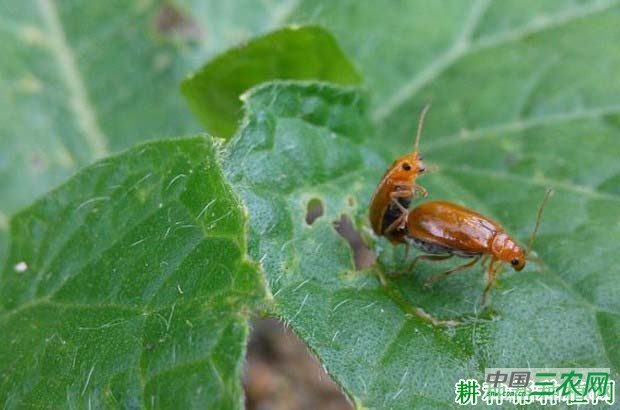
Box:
0, 137, 263, 408
223, 80, 620, 408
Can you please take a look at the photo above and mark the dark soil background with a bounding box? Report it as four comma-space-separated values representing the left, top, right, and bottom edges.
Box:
244, 318, 353, 410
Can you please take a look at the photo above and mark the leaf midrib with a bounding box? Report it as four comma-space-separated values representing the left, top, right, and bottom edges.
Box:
37, 0, 109, 160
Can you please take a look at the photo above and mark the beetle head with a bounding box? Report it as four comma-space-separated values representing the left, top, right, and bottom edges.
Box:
492, 232, 526, 271
390, 152, 428, 179
388, 104, 433, 181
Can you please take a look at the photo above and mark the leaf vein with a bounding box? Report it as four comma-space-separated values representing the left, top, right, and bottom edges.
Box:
440, 165, 620, 202
424, 104, 620, 153
38, 0, 109, 159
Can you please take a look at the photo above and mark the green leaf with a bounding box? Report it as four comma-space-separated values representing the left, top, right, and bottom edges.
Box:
181, 26, 362, 140
0, 0, 292, 260
0, 137, 264, 408
288, 0, 620, 158
222, 2, 620, 406
4, 0, 620, 408
220, 76, 620, 409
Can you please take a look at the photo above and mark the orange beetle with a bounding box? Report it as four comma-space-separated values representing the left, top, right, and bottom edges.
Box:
369, 105, 433, 243
403, 189, 552, 303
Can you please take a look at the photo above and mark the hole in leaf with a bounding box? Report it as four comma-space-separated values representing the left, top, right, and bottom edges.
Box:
334, 215, 376, 269
305, 198, 324, 225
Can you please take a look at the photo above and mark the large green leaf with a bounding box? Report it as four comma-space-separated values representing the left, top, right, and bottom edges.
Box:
179, 3, 620, 407
218, 76, 620, 409
257, 1, 619, 405
0, 137, 264, 408
0, 0, 292, 260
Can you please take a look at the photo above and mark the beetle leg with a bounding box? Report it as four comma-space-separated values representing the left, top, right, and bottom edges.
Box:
398, 183, 425, 200
389, 189, 412, 212
383, 189, 413, 234
385, 254, 452, 277
413, 184, 428, 198
480, 254, 491, 270
482, 258, 501, 306
424, 256, 481, 288
384, 213, 407, 235
408, 253, 453, 271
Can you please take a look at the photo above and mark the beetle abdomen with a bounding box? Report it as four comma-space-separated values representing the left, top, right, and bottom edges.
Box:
406, 236, 480, 258
406, 236, 451, 254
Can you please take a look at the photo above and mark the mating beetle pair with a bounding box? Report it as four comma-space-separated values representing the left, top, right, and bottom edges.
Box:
369, 106, 551, 304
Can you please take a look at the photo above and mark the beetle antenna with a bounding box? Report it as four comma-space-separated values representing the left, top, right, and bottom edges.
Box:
525, 187, 553, 258
413, 104, 431, 154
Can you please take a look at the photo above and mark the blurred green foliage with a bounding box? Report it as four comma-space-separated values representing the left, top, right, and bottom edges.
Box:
2, 1, 620, 408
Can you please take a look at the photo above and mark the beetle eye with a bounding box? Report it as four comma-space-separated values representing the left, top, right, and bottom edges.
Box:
511, 258, 520, 266
402, 163, 412, 171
